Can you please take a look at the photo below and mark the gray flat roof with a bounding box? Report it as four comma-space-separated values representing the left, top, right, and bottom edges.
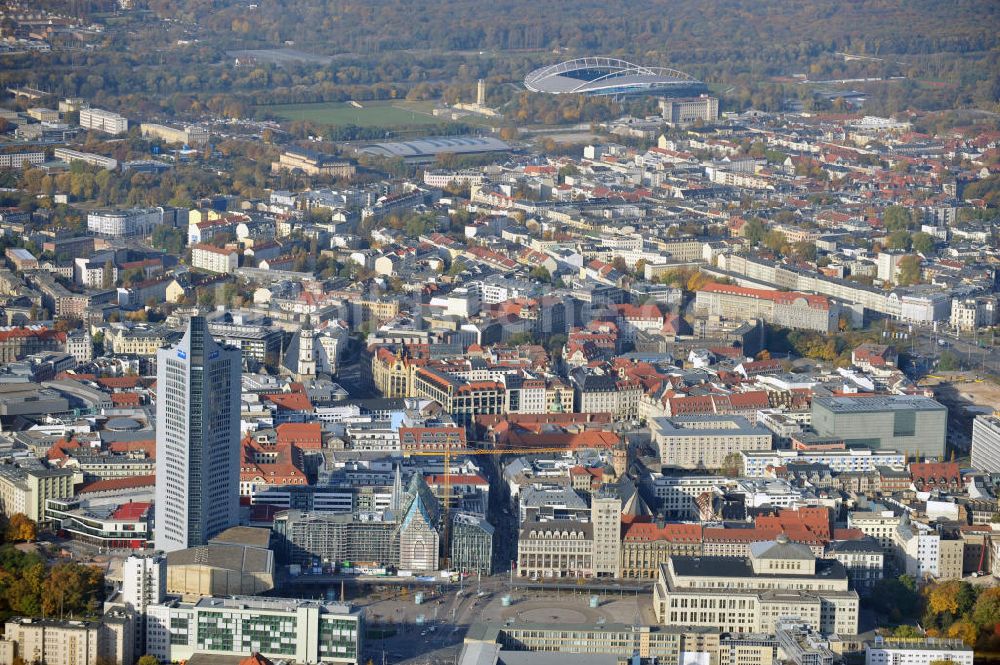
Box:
812, 395, 946, 413
670, 555, 847, 580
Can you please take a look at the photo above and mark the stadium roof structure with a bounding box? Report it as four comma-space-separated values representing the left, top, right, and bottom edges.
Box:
358, 136, 511, 163
524, 57, 706, 98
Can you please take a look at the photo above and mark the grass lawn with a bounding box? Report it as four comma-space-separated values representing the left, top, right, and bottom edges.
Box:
259, 100, 444, 127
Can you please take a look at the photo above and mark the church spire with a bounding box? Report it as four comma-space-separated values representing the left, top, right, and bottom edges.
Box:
391, 463, 403, 513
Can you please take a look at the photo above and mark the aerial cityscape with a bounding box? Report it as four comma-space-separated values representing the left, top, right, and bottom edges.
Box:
0, 1, 998, 664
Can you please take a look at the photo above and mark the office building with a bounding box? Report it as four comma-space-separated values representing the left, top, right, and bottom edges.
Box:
155, 316, 241, 553
972, 415, 1000, 473
273, 509, 399, 567
659, 95, 719, 125
79, 107, 128, 135
87, 207, 163, 237
271, 148, 357, 178
146, 596, 363, 664
654, 535, 859, 635
140, 122, 209, 145
865, 637, 973, 665
811, 396, 947, 459
591, 489, 622, 578
208, 322, 284, 370
466, 623, 720, 663
695, 283, 840, 333
652, 415, 773, 470
620, 521, 703, 581
451, 512, 494, 575
0, 326, 67, 363
826, 538, 884, 594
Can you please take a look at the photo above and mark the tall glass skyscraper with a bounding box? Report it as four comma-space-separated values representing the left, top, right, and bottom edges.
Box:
155, 316, 241, 553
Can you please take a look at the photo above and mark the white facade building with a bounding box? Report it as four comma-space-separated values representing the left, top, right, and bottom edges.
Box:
79, 107, 128, 135
122, 553, 166, 653
865, 638, 972, 665
146, 596, 362, 664
87, 208, 163, 237
191, 244, 239, 274
972, 415, 1000, 474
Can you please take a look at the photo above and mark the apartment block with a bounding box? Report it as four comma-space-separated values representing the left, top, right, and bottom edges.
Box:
0, 611, 133, 665
191, 243, 238, 274
79, 107, 128, 135
53, 148, 118, 170
0, 463, 74, 521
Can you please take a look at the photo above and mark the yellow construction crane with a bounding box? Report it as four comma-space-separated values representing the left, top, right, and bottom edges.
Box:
403, 446, 577, 567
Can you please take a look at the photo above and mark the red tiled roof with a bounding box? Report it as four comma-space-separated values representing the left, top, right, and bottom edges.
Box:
111, 393, 141, 407
262, 392, 314, 412
78, 475, 155, 494
699, 282, 830, 310
276, 422, 322, 449
109, 440, 155, 458
623, 522, 701, 543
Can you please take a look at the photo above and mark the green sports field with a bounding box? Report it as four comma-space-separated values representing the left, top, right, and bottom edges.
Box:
260, 100, 445, 127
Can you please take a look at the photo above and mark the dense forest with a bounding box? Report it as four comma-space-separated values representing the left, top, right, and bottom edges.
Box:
10, 0, 1000, 120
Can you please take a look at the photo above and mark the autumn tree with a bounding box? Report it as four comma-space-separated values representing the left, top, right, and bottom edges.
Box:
972, 587, 1000, 630
743, 218, 766, 245
887, 230, 912, 251
946, 621, 977, 647
792, 240, 817, 262
912, 232, 935, 255
763, 230, 787, 255
686, 271, 710, 293
5, 514, 36, 542
101, 259, 114, 289
883, 206, 914, 231
897, 255, 922, 286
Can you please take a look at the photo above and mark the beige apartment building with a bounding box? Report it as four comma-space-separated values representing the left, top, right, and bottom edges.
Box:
654, 536, 859, 636
0, 465, 75, 522
1, 611, 133, 665
848, 510, 903, 556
